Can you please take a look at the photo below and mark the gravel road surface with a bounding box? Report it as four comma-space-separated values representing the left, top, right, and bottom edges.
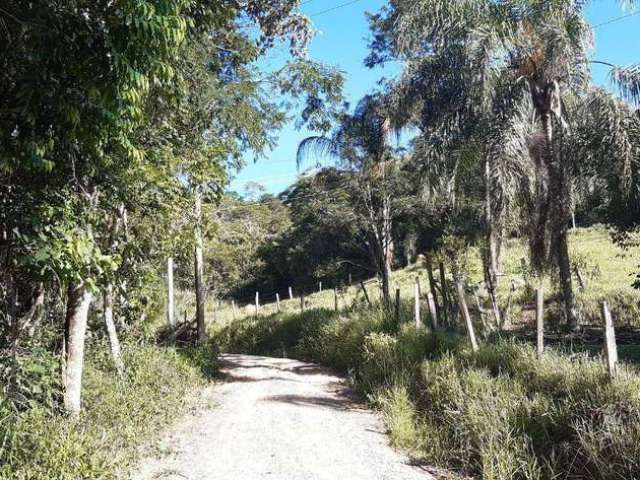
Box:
131, 353, 433, 480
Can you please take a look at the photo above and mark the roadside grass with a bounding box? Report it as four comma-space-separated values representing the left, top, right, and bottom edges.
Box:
214, 305, 640, 480
0, 342, 217, 480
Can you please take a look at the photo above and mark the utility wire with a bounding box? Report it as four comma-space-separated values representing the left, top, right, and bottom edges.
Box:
592, 10, 640, 29
310, 0, 365, 17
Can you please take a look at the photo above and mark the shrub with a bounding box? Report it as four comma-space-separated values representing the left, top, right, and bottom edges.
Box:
0, 342, 214, 480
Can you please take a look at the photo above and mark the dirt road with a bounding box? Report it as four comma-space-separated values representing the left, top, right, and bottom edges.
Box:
131, 354, 433, 480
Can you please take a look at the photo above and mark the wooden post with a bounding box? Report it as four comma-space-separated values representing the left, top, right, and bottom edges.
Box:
438, 261, 450, 326
288, 286, 293, 300
334, 288, 338, 312
166, 257, 175, 328
395, 288, 401, 324
276, 293, 281, 313
602, 301, 619, 379
360, 282, 372, 307
231, 300, 237, 320
255, 292, 260, 316
536, 286, 544, 360
300, 295, 305, 313
574, 265, 586, 291
348, 273, 352, 285
414, 276, 421, 329
456, 280, 478, 352
319, 281, 322, 293
427, 292, 439, 331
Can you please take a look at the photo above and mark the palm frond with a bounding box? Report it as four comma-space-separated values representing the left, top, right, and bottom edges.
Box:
296, 136, 339, 170
611, 64, 640, 106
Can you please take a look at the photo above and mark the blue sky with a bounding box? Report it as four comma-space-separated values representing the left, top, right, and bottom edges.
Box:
229, 0, 640, 197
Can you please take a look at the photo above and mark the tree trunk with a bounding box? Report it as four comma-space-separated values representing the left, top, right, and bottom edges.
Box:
555, 228, 579, 329
64, 283, 93, 415
425, 255, 441, 319
544, 110, 579, 330
25, 283, 45, 339
438, 261, 450, 327
194, 192, 206, 344
379, 194, 393, 306
103, 284, 124, 376
483, 157, 502, 328
166, 257, 175, 328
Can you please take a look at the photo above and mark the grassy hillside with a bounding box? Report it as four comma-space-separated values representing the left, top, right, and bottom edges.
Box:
202, 226, 640, 330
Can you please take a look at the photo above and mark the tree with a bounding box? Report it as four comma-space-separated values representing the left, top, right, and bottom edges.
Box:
297, 94, 402, 305
368, 0, 596, 329
0, 0, 342, 412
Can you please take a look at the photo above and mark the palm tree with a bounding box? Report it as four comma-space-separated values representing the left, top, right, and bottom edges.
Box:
297, 95, 398, 306
370, 0, 593, 329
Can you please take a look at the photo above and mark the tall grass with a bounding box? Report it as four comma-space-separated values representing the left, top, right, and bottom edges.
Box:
214, 306, 640, 479
0, 342, 216, 480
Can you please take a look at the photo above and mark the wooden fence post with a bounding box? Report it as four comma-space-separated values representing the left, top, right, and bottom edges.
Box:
456, 280, 479, 352
348, 273, 352, 286
414, 276, 421, 329
360, 282, 372, 307
334, 288, 338, 312
574, 265, 586, 291
319, 281, 322, 293
395, 288, 401, 324
602, 301, 619, 379
427, 292, 439, 331
276, 293, 281, 313
255, 292, 260, 316
288, 286, 293, 300
536, 286, 544, 360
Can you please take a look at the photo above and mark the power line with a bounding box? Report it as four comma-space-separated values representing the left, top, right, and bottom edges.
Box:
593, 10, 640, 29
310, 0, 365, 17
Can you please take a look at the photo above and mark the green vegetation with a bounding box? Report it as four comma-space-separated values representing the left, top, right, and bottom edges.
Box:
0, 342, 216, 480
2, 0, 640, 478
215, 304, 640, 479
207, 227, 640, 328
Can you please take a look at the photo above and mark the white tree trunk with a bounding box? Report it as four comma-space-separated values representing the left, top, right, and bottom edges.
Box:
64, 283, 93, 414
103, 284, 124, 376
194, 193, 206, 343
167, 257, 175, 328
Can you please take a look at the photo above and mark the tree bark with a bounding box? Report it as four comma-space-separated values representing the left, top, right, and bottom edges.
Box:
103, 284, 124, 376
24, 283, 45, 339
194, 192, 206, 344
530, 81, 578, 330
425, 255, 441, 319
438, 261, 450, 327
64, 283, 93, 415
483, 157, 502, 328
166, 257, 175, 328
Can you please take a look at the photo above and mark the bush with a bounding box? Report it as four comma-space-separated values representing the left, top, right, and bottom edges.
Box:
0, 342, 214, 480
